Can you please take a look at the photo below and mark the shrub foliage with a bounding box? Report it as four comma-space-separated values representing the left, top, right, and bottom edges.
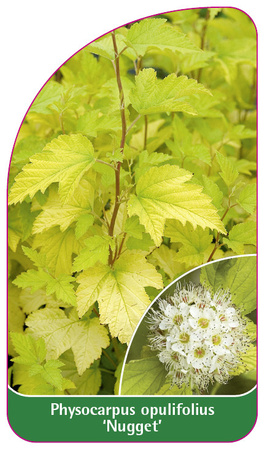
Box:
8, 8, 256, 395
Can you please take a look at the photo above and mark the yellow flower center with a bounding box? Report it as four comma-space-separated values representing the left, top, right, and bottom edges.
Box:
174, 314, 183, 325
212, 335, 221, 345
179, 332, 190, 343
194, 347, 206, 359
198, 317, 210, 328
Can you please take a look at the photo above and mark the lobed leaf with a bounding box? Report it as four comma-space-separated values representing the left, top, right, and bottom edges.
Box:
26, 308, 109, 376
13, 269, 51, 293
130, 69, 211, 116
128, 164, 226, 246
32, 181, 93, 234
29, 81, 64, 114
46, 274, 77, 306
126, 18, 201, 56
11, 333, 46, 366
73, 235, 114, 272
60, 352, 102, 395
32, 227, 81, 277
76, 251, 163, 343
9, 134, 95, 206
223, 221, 256, 254
165, 220, 213, 267
237, 184, 256, 214
148, 245, 185, 281
216, 152, 239, 187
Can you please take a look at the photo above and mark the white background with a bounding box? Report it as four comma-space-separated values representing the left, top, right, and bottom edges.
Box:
0, 0, 264, 448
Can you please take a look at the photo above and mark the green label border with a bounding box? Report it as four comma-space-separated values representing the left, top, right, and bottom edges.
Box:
8, 386, 257, 442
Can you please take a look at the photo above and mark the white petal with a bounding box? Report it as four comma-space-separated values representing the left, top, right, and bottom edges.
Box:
159, 320, 168, 330
226, 307, 236, 315
172, 343, 186, 356
209, 355, 219, 373
188, 318, 197, 329
228, 320, 239, 327
190, 305, 200, 318
222, 335, 233, 346
213, 346, 227, 356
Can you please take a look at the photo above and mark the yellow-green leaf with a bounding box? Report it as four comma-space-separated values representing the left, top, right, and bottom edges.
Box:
216, 152, 239, 187
18, 288, 58, 315
29, 81, 64, 114
126, 18, 201, 57
120, 356, 166, 395
73, 235, 114, 272
237, 184, 256, 214
60, 351, 102, 395
32, 179, 93, 234
22, 246, 46, 268
128, 165, 226, 246
46, 274, 77, 306
148, 245, 185, 281
75, 213, 94, 239
88, 33, 134, 60
201, 256, 256, 315
229, 344, 256, 376
8, 134, 95, 205
8, 283, 25, 335
223, 221, 256, 254
32, 227, 81, 276
29, 360, 66, 391
165, 220, 213, 267
130, 69, 211, 115
8, 206, 22, 252
25, 308, 109, 376
11, 333, 46, 365
13, 269, 51, 293
76, 251, 163, 343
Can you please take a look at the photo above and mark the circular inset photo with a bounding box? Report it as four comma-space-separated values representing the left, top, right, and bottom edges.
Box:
119, 255, 256, 396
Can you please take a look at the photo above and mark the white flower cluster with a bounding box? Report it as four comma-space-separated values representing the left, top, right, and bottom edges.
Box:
148, 283, 249, 393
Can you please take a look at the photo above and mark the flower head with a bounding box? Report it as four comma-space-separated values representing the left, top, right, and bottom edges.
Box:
148, 282, 250, 393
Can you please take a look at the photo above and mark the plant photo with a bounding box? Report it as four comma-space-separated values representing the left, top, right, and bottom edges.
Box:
120, 256, 256, 395
8, 8, 256, 395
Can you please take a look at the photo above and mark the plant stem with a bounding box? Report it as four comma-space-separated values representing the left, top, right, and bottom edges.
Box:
93, 307, 100, 317
117, 232, 127, 259
100, 367, 115, 375
102, 349, 117, 369
119, 46, 128, 56
207, 212, 227, 262
59, 112, 65, 134
90, 210, 108, 228
108, 31, 127, 266
207, 239, 220, 263
197, 9, 210, 82
111, 31, 126, 151
112, 337, 122, 360
96, 159, 117, 170
126, 114, 141, 135
136, 56, 142, 75
144, 115, 148, 149
207, 203, 236, 262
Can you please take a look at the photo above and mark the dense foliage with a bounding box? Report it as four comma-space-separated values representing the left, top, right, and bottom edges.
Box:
8, 7, 256, 395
